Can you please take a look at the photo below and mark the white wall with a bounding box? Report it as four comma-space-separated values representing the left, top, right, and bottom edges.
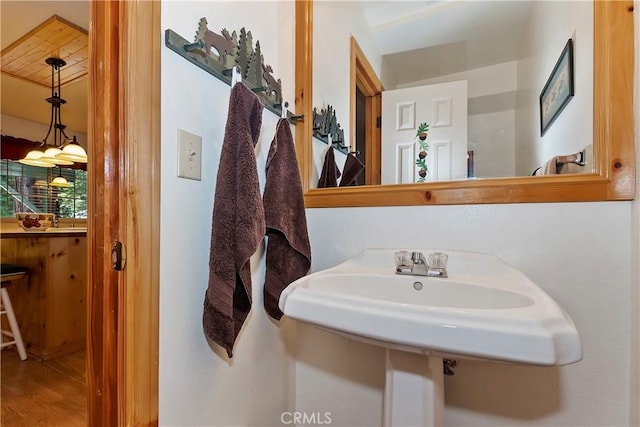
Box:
397, 62, 518, 99
298, 202, 633, 426
160, 2, 296, 425
468, 110, 515, 178
515, 1, 593, 175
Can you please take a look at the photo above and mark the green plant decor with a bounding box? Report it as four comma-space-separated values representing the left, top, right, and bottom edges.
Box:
415, 122, 430, 182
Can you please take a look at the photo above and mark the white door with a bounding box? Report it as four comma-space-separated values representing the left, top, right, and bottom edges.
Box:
381, 81, 468, 184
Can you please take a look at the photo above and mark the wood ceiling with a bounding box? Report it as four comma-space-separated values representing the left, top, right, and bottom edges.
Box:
1, 15, 88, 88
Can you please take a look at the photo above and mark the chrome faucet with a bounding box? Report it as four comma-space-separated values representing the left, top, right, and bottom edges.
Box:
395, 251, 448, 278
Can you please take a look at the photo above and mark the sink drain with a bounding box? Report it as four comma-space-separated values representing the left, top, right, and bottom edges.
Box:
413, 281, 423, 290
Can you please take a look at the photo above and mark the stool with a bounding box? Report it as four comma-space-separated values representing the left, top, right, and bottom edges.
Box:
1, 264, 28, 360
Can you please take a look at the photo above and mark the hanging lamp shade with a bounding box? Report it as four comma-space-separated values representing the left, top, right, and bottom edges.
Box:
40, 147, 74, 165
49, 167, 73, 187
18, 150, 56, 167
56, 137, 87, 163
50, 175, 73, 187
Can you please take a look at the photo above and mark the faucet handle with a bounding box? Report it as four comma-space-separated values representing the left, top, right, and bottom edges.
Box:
394, 251, 411, 268
427, 252, 448, 270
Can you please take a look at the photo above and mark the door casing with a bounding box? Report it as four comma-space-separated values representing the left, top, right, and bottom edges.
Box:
88, 2, 160, 425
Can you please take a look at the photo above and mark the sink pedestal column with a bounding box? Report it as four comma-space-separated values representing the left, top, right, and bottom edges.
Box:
384, 349, 444, 427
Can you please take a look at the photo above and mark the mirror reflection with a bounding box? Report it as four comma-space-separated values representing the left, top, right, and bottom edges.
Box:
311, 1, 593, 189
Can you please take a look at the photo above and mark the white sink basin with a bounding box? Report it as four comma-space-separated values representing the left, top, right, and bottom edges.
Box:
279, 249, 582, 366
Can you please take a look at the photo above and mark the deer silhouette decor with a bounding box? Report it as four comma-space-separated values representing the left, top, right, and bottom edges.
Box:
262, 64, 282, 105
195, 18, 235, 65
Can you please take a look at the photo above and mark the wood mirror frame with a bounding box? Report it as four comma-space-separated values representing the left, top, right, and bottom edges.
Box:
294, 0, 635, 208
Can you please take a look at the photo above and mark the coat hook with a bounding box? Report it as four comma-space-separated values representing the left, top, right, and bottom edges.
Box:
222, 65, 242, 86
184, 40, 204, 52
288, 114, 304, 123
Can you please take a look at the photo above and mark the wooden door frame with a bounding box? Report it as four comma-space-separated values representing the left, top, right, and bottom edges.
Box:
350, 37, 383, 186
88, 1, 160, 425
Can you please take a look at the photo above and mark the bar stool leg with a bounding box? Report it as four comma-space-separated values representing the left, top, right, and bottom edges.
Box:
1, 288, 27, 360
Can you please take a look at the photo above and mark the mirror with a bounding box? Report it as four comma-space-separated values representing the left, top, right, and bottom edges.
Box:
294, 0, 634, 207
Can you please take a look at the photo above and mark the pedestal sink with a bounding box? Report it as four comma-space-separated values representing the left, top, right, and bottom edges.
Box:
279, 249, 582, 426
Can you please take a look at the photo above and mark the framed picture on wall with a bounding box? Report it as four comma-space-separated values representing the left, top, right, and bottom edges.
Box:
539, 39, 574, 136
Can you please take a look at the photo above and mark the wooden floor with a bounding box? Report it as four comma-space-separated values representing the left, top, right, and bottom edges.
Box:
1, 349, 86, 426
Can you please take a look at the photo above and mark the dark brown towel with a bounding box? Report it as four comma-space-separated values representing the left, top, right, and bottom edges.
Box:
339, 153, 365, 186
203, 82, 265, 358
263, 119, 312, 320
317, 147, 341, 188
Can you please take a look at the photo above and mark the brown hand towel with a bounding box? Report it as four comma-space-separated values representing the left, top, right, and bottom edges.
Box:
339, 153, 365, 186
317, 147, 341, 188
263, 118, 312, 320
203, 82, 265, 358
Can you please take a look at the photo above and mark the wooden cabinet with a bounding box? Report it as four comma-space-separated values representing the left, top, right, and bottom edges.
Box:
1, 233, 86, 359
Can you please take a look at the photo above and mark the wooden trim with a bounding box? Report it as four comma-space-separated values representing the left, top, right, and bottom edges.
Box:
351, 37, 384, 96
121, 1, 161, 425
364, 94, 382, 186
87, 2, 121, 424
350, 37, 384, 153
349, 39, 356, 153
295, 0, 313, 194
304, 174, 611, 207
593, 0, 635, 199
364, 96, 373, 185
297, 0, 635, 207
88, 1, 160, 425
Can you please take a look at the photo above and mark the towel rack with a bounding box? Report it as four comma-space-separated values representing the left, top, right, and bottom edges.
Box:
165, 19, 304, 125
556, 150, 586, 167
531, 149, 587, 175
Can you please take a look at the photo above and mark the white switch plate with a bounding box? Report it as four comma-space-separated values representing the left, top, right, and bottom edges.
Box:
177, 129, 202, 180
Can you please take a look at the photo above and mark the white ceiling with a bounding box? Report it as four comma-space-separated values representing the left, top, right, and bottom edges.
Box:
359, 0, 532, 85
1, 1, 89, 135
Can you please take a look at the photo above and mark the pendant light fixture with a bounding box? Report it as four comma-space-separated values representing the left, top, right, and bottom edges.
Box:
18, 150, 56, 167
18, 57, 87, 167
49, 167, 73, 188
56, 136, 87, 163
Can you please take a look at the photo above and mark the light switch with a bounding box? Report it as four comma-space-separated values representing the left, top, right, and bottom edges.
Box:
177, 129, 202, 180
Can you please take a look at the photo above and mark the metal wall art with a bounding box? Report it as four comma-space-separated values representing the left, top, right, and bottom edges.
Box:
312, 105, 349, 155
165, 18, 302, 124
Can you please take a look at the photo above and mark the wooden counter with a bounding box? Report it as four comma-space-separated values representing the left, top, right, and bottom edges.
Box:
1, 230, 87, 238
1, 231, 87, 359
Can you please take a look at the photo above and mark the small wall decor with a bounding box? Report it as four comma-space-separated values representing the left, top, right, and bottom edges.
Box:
415, 122, 430, 182
539, 39, 574, 136
312, 105, 349, 155
164, 18, 300, 123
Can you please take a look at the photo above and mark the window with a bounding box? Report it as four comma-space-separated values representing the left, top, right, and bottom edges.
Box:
0, 160, 87, 218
